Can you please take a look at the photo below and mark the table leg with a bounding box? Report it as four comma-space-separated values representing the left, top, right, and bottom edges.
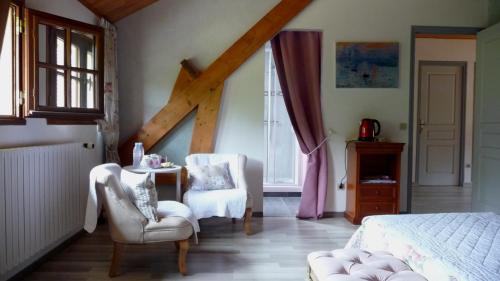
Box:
176, 170, 181, 202
151, 173, 156, 184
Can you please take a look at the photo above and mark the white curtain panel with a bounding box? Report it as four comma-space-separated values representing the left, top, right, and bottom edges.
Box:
98, 19, 121, 164
0, 1, 10, 54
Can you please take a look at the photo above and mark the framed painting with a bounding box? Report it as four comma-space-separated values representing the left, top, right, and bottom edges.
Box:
336, 42, 399, 88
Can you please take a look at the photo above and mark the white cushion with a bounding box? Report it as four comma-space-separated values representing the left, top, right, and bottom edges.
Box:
308, 249, 427, 281
186, 154, 242, 189
120, 170, 159, 222
187, 162, 235, 191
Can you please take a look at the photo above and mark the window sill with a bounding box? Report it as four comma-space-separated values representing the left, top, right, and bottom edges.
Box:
0, 117, 26, 125
28, 110, 104, 121
263, 185, 302, 193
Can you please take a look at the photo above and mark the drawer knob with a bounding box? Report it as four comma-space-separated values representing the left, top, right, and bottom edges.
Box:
375, 206, 380, 210
375, 191, 380, 195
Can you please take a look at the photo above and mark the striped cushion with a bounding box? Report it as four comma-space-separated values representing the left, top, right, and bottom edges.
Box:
121, 170, 159, 222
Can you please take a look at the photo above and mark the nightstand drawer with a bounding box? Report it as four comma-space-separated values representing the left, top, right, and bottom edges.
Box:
360, 202, 395, 215
359, 185, 396, 202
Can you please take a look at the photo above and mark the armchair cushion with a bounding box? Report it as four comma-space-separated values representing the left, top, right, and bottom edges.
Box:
183, 188, 248, 219
187, 162, 235, 191
121, 170, 159, 222
144, 216, 193, 243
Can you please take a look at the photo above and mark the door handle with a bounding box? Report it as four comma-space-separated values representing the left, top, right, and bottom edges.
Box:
418, 120, 426, 133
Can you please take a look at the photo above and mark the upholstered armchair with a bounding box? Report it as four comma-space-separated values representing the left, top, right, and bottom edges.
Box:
92, 164, 193, 277
183, 154, 253, 235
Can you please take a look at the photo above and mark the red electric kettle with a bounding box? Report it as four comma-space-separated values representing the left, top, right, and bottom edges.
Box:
358, 119, 381, 141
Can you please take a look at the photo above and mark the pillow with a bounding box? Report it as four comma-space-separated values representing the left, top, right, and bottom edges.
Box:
120, 170, 159, 222
188, 162, 235, 191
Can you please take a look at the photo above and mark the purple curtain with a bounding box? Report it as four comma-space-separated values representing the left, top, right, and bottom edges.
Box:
271, 31, 327, 219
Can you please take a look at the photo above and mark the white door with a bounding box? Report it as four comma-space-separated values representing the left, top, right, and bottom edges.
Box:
417, 62, 464, 186
472, 23, 500, 213
263, 43, 302, 190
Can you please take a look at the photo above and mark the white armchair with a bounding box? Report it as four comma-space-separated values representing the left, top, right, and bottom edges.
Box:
90, 164, 194, 277
183, 154, 253, 234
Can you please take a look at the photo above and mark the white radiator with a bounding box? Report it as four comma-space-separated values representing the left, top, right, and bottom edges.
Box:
0, 143, 96, 280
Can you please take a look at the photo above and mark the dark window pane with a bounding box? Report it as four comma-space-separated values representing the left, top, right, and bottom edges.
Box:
38, 67, 65, 107
70, 71, 95, 109
71, 30, 95, 70
38, 24, 65, 66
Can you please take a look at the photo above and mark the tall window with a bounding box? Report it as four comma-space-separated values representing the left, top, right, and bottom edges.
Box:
264, 42, 303, 190
0, 2, 23, 124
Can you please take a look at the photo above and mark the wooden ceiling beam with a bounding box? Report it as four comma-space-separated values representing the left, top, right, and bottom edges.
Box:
118, 0, 312, 164
78, 0, 158, 22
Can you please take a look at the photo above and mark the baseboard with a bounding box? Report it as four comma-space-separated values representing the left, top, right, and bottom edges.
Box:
322, 212, 345, 218
253, 211, 344, 218
264, 192, 301, 197
8, 230, 85, 281
252, 211, 264, 217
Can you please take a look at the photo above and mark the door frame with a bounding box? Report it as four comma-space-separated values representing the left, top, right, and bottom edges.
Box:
407, 26, 483, 213
415, 60, 467, 187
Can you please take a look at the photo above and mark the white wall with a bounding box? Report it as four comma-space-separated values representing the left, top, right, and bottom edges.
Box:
412, 38, 476, 185
490, 0, 500, 25
116, 0, 489, 213
26, 0, 98, 24
0, 0, 102, 164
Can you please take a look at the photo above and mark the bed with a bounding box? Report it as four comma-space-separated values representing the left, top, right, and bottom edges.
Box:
345, 212, 500, 281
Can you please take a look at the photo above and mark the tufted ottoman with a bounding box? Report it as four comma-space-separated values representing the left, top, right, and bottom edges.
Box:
307, 249, 427, 281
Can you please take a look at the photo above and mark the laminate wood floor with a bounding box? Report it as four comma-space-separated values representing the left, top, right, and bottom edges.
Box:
412, 185, 472, 214
22, 217, 358, 281
263, 197, 301, 217
21, 187, 470, 280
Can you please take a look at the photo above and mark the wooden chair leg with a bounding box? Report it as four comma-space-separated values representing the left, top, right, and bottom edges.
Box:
174, 241, 180, 252
109, 242, 125, 278
244, 207, 252, 235
178, 239, 189, 275
232, 218, 237, 224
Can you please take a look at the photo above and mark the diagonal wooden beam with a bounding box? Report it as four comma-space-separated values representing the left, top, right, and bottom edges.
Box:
120, 64, 196, 164
170, 67, 197, 99
155, 81, 224, 186
190, 83, 224, 154
119, 0, 312, 163
180, 59, 201, 79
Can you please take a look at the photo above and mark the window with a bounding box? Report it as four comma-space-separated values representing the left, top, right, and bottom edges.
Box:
263, 43, 303, 190
0, 2, 24, 124
25, 9, 104, 121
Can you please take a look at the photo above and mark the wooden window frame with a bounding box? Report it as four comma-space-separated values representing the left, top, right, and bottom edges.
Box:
24, 8, 104, 122
0, 1, 25, 125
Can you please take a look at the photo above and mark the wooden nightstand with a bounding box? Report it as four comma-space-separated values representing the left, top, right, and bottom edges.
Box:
344, 141, 405, 224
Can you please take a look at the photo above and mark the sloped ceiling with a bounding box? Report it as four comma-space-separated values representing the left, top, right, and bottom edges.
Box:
78, 0, 158, 23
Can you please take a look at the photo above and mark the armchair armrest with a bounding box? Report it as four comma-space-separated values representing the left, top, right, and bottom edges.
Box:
235, 154, 249, 191
181, 166, 189, 193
